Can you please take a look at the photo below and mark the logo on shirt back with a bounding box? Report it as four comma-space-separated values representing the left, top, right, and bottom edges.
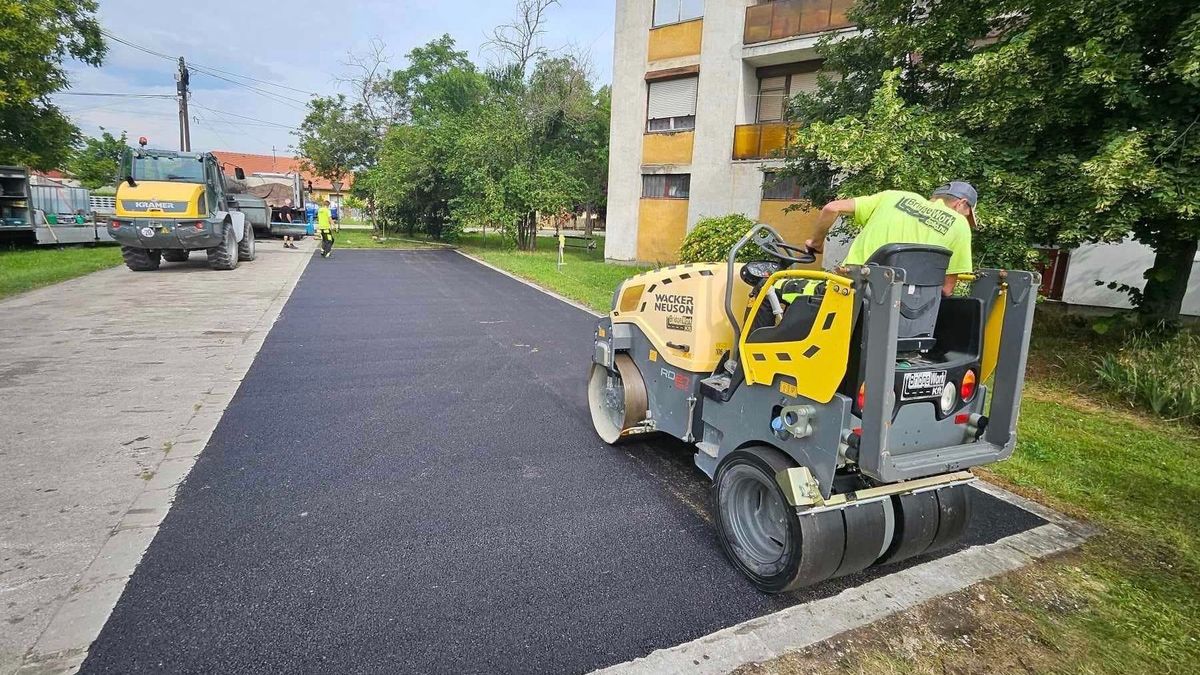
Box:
894, 197, 957, 235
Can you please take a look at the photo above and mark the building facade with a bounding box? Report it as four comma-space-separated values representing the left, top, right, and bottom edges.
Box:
606, 0, 853, 264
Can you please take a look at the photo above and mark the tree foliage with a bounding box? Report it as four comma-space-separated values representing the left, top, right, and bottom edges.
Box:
370, 2, 608, 250
67, 127, 126, 189
784, 0, 1200, 323
295, 94, 375, 190
0, 0, 106, 169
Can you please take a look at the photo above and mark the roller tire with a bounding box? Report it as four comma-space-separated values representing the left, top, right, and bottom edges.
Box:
237, 220, 257, 261
713, 447, 844, 593
121, 246, 160, 271
927, 484, 973, 555
162, 249, 189, 263
207, 222, 239, 271
587, 354, 648, 444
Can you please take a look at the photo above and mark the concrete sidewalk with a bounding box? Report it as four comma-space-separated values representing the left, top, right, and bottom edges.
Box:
0, 241, 312, 674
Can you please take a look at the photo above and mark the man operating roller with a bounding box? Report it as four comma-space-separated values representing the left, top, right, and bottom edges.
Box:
805, 181, 979, 297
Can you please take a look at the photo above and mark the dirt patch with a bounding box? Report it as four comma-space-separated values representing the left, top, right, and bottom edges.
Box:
734, 553, 1095, 675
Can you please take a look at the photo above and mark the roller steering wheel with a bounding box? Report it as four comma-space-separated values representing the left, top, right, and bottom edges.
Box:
751, 229, 817, 265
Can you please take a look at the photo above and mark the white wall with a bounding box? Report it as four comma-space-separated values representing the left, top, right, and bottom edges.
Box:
604, 0, 651, 261
1063, 238, 1200, 316
686, 0, 751, 230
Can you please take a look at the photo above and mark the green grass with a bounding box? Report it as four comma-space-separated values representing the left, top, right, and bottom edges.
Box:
0, 245, 123, 300
331, 229, 452, 250
456, 233, 648, 312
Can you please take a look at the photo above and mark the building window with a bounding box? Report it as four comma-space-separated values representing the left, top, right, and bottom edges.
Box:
653, 0, 704, 27
762, 172, 808, 200
642, 174, 691, 199
647, 76, 698, 132
756, 69, 820, 123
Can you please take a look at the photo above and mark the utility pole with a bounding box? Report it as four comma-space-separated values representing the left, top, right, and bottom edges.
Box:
176, 57, 191, 151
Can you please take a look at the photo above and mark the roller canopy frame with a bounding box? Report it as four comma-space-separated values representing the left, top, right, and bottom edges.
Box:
854, 267, 1039, 484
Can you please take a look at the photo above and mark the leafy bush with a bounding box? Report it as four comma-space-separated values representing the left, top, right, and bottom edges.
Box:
1096, 332, 1200, 423
678, 214, 762, 264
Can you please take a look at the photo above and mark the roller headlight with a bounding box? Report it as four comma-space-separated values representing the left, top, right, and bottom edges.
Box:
939, 382, 957, 414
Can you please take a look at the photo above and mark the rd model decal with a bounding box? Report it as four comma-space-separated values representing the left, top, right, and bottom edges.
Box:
660, 367, 691, 390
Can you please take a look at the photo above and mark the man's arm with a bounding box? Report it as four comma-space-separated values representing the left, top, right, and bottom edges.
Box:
806, 198, 856, 252
942, 275, 958, 297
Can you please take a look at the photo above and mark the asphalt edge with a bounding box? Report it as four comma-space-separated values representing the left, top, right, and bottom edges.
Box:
15, 245, 316, 675
446, 250, 1094, 674
453, 250, 603, 317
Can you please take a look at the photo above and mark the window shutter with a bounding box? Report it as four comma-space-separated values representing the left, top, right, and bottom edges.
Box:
789, 71, 820, 97
757, 76, 787, 122
647, 77, 698, 120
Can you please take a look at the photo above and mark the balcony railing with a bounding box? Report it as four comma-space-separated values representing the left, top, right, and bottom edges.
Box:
744, 0, 854, 45
733, 122, 797, 161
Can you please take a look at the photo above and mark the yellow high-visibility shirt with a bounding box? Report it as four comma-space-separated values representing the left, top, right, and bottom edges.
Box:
317, 207, 333, 231
844, 190, 972, 274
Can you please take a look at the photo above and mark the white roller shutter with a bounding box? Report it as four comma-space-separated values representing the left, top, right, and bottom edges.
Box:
789, 71, 820, 96
647, 77, 698, 120
757, 76, 787, 122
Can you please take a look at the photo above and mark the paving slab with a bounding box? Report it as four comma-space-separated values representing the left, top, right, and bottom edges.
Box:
0, 241, 312, 675
75, 250, 1069, 675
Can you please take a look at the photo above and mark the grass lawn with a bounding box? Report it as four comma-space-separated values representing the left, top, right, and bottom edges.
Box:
331, 229, 453, 250
456, 233, 648, 312
0, 244, 123, 300
437, 232, 1199, 673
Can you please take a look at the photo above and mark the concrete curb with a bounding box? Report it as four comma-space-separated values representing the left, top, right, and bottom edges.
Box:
453, 249, 603, 317
15, 246, 315, 675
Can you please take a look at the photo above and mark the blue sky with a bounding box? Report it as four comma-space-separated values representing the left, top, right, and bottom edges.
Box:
58, 1, 615, 155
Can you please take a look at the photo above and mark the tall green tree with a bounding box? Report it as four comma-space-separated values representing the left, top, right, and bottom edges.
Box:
0, 0, 106, 169
784, 0, 1200, 324
67, 127, 126, 189
295, 94, 375, 193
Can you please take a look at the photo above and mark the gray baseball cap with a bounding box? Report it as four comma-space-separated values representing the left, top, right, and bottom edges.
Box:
932, 181, 978, 226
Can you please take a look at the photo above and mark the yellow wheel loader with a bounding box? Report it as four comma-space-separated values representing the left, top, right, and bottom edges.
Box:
588, 225, 1038, 592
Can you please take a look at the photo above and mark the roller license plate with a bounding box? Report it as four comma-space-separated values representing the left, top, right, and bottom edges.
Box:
902, 370, 947, 400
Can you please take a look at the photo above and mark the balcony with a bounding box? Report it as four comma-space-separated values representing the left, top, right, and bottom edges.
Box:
732, 122, 797, 161
744, 0, 854, 45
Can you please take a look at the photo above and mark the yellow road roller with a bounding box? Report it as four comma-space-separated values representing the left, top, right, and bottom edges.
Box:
588, 225, 1038, 592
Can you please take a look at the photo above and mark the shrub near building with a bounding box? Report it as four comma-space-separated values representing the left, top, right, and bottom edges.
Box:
678, 214, 762, 264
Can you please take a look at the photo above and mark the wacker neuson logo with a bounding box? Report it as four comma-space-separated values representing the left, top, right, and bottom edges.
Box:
120, 200, 188, 212
654, 294, 694, 315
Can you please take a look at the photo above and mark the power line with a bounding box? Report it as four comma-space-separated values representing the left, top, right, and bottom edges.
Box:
58, 92, 176, 99
99, 29, 313, 109
189, 103, 298, 130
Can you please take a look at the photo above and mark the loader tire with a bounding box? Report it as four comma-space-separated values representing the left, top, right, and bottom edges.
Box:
207, 222, 239, 271
237, 221, 257, 261
121, 246, 161, 271
162, 249, 189, 263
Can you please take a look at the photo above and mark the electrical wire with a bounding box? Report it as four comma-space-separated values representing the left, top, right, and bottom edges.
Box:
58, 92, 176, 99
189, 103, 298, 130
99, 29, 312, 110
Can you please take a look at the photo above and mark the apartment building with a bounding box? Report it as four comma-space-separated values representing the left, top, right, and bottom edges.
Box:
605, 0, 853, 263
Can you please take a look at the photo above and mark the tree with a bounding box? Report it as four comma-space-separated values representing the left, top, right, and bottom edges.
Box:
0, 0, 106, 169
67, 127, 126, 189
783, 0, 1200, 325
295, 94, 375, 209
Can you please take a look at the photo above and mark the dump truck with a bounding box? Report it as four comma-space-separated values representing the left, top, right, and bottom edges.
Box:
589, 225, 1038, 592
108, 141, 259, 271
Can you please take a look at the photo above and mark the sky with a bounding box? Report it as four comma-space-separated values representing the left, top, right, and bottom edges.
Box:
56, 0, 616, 156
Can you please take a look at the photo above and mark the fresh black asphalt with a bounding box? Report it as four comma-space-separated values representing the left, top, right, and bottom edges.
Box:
81, 249, 1044, 674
